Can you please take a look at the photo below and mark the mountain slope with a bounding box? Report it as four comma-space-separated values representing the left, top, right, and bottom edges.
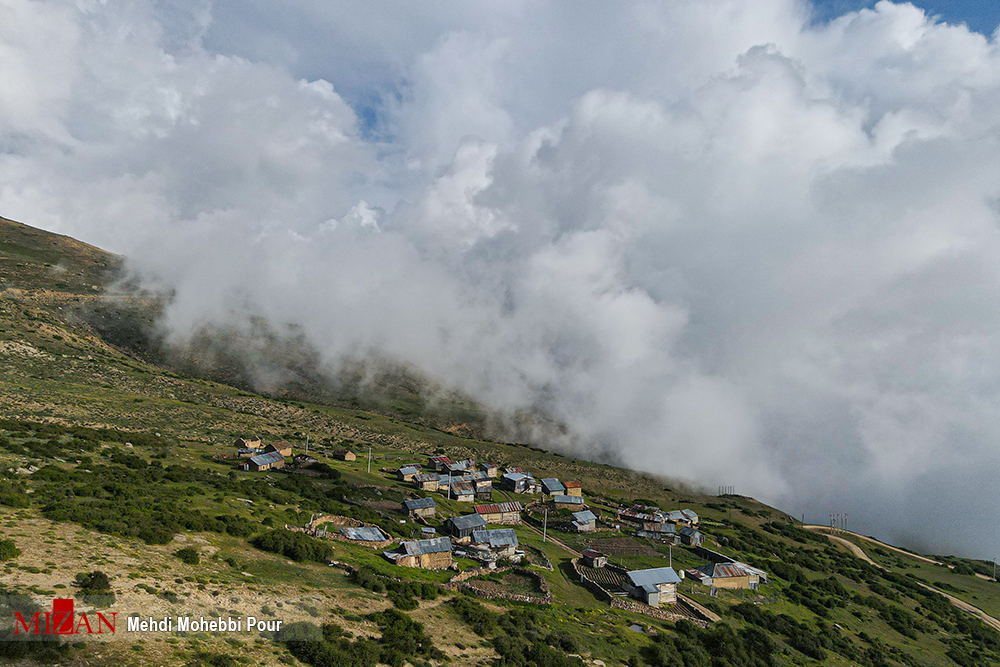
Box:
0, 218, 998, 667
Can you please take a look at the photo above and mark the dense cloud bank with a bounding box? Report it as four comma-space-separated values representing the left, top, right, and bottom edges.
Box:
2, 0, 1000, 557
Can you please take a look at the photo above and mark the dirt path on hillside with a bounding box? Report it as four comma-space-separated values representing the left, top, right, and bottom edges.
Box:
804, 525, 994, 581
807, 526, 1000, 633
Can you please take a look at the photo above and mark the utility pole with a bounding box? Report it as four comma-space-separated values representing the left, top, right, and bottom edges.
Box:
305, 435, 309, 454
448, 471, 452, 500
543, 508, 548, 543
669, 544, 672, 569
367, 446, 372, 474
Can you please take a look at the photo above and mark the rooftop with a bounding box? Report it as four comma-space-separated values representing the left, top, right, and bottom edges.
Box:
403, 497, 436, 510
340, 526, 387, 542
474, 502, 523, 514
471, 528, 519, 549
627, 567, 682, 588
401, 537, 452, 556
248, 451, 284, 466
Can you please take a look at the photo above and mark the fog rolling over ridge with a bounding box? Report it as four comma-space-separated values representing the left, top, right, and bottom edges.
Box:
3, 0, 1000, 558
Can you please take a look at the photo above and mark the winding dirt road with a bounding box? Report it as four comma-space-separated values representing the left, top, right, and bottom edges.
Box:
805, 526, 1000, 633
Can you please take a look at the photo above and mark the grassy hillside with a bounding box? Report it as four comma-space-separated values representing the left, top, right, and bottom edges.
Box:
1, 217, 998, 667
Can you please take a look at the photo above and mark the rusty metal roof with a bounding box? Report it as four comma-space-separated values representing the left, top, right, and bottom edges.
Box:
474, 502, 523, 514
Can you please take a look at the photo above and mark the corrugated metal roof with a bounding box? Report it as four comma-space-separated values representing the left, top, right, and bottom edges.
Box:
413, 473, 438, 483
447, 514, 487, 531
627, 567, 682, 588
340, 526, 387, 542
471, 528, 519, 549
563, 481, 582, 489
503, 472, 531, 481
572, 510, 597, 523
698, 562, 753, 579
541, 478, 565, 493
581, 549, 604, 559
398, 466, 420, 476
474, 502, 523, 515
402, 537, 452, 556
450, 481, 475, 495
667, 509, 699, 522
249, 451, 284, 466
552, 495, 583, 505
678, 526, 700, 537
403, 497, 436, 510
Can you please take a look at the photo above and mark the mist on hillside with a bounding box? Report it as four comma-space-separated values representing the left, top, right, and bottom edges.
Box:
3, 0, 1000, 557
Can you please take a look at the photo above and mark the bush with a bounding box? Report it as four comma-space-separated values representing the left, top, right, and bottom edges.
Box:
74, 571, 115, 607
175, 547, 200, 565
251, 530, 332, 563
0, 539, 20, 561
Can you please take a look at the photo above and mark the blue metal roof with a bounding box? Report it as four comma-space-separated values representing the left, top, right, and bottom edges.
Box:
541, 478, 565, 493
399, 465, 420, 476
552, 495, 583, 505
572, 510, 597, 523
627, 567, 681, 588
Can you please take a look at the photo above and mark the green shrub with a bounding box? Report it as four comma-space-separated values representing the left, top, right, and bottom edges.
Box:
175, 547, 200, 565
251, 530, 332, 563
0, 539, 20, 561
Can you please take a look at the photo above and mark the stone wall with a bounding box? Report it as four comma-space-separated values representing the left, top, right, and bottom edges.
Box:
446, 567, 553, 605
571, 557, 711, 626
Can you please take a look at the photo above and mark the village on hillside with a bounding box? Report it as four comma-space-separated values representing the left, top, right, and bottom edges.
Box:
225, 436, 768, 624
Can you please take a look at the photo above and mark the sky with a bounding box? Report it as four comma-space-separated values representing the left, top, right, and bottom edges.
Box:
2, 0, 1000, 559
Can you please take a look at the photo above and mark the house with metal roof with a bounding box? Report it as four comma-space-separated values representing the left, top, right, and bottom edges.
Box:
403, 497, 437, 518
474, 502, 523, 525
552, 494, 584, 508
666, 509, 699, 526
636, 522, 677, 543
479, 462, 499, 478
448, 480, 476, 502
397, 465, 421, 481
472, 528, 518, 554
501, 472, 534, 493
626, 567, 682, 607
692, 562, 761, 590
427, 455, 452, 470
412, 473, 440, 491
581, 549, 607, 568
571, 509, 597, 533
444, 459, 474, 474
678, 526, 704, 546
563, 480, 583, 497
384, 537, 453, 569
444, 513, 487, 541
541, 478, 565, 495
264, 442, 293, 458
241, 451, 285, 472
